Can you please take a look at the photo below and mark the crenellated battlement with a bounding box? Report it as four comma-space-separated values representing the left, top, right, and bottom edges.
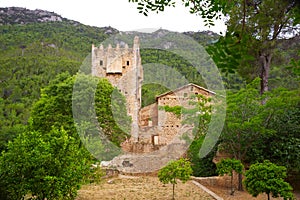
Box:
92, 38, 139, 77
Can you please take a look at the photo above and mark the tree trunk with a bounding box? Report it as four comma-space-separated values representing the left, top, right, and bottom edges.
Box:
267, 192, 270, 200
172, 183, 175, 200
230, 173, 235, 195
237, 140, 243, 191
260, 52, 272, 98
238, 173, 243, 191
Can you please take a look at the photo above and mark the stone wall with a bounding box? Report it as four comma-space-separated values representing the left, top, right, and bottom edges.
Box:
121, 137, 162, 154
156, 84, 214, 145
192, 174, 239, 190
139, 103, 158, 127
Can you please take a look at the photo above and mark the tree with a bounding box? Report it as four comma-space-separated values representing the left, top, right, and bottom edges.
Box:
220, 79, 300, 189
220, 78, 269, 190
0, 128, 90, 200
244, 160, 295, 200
266, 104, 300, 174
223, 0, 300, 96
30, 72, 130, 147
185, 94, 218, 177
158, 158, 193, 200
216, 158, 244, 195
129, 0, 300, 95
73, 73, 131, 160
245, 88, 300, 176
188, 134, 217, 177
30, 72, 76, 135
94, 77, 131, 146
128, 0, 225, 26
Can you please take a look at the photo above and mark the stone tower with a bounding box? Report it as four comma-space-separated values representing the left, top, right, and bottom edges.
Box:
91, 36, 143, 142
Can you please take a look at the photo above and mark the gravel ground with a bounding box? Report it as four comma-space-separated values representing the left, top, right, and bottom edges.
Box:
76, 176, 213, 200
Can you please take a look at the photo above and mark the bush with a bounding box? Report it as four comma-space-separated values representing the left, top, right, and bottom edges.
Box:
0, 128, 90, 200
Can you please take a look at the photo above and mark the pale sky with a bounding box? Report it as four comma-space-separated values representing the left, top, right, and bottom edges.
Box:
0, 0, 226, 33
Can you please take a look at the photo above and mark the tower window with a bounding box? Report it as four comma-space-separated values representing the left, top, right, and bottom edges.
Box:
100, 60, 103, 66
126, 61, 130, 66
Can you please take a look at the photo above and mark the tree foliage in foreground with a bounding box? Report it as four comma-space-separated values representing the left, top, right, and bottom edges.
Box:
216, 158, 244, 195
245, 88, 300, 175
0, 128, 90, 200
244, 160, 295, 200
219, 78, 300, 189
188, 134, 217, 177
30, 72, 76, 135
185, 94, 218, 177
158, 158, 193, 200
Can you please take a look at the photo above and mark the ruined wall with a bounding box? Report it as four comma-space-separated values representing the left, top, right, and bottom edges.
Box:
121, 127, 163, 153
139, 103, 158, 127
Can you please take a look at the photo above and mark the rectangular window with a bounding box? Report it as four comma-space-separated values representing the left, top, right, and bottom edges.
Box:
126, 61, 130, 66
100, 60, 103, 66
153, 135, 159, 145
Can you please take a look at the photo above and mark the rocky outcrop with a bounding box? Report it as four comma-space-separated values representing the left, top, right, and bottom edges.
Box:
0, 7, 66, 25
0, 7, 119, 36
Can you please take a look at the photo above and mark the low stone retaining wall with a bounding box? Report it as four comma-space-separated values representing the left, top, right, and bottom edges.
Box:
103, 167, 159, 178
192, 175, 238, 189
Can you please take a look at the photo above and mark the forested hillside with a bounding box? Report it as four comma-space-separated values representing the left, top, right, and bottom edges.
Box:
0, 8, 119, 151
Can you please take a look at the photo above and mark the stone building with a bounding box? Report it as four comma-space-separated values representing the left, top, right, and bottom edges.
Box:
92, 37, 215, 153
91, 36, 143, 141
139, 83, 215, 147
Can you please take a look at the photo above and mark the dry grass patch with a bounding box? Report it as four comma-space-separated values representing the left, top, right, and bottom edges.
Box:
76, 176, 214, 200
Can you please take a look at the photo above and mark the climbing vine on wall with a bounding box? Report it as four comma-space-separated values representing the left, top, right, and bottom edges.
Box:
159, 105, 183, 118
